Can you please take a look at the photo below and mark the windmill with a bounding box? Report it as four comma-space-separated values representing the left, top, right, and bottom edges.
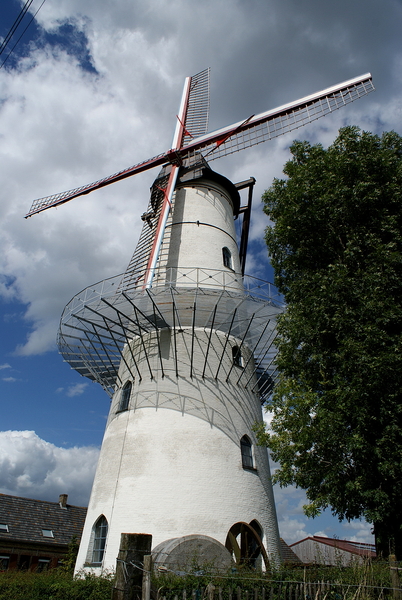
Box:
26, 69, 374, 572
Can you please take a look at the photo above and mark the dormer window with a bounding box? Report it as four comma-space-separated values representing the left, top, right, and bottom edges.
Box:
222, 247, 232, 269
42, 529, 54, 538
119, 381, 132, 412
0, 524, 9, 533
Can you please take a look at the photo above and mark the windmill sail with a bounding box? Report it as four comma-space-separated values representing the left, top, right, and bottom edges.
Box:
181, 73, 374, 161
25, 72, 374, 218
182, 67, 210, 144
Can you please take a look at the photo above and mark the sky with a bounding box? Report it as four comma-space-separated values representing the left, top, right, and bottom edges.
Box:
0, 0, 401, 546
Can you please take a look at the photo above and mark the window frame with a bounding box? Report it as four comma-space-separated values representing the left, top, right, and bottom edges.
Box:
240, 435, 254, 470
41, 529, 54, 538
118, 380, 132, 412
232, 345, 243, 367
222, 246, 233, 270
91, 515, 108, 565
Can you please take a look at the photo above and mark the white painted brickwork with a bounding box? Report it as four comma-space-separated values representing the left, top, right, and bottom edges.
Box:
75, 170, 281, 574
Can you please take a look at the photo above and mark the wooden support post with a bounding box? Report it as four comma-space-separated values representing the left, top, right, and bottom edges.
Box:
142, 555, 153, 600
390, 554, 401, 600
113, 533, 152, 600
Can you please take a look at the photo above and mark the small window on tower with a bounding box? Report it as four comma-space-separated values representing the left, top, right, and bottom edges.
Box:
118, 381, 132, 412
232, 346, 243, 367
240, 435, 254, 470
92, 515, 108, 565
222, 247, 232, 270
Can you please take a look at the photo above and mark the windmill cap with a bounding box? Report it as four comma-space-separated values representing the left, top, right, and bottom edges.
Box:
178, 165, 241, 216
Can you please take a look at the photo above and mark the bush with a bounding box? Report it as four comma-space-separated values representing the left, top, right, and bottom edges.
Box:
0, 569, 114, 600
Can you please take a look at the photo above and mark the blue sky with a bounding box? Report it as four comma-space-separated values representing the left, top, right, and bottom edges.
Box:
0, 0, 401, 544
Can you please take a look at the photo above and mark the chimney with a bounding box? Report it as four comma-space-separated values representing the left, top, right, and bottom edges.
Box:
59, 494, 68, 509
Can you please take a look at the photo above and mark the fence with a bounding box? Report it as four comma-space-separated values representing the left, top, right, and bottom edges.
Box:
155, 581, 399, 600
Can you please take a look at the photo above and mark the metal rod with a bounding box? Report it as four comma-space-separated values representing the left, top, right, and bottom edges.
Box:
190, 301, 196, 379
215, 308, 237, 380
225, 313, 255, 382
152, 301, 165, 378
100, 313, 137, 385
116, 311, 142, 382
77, 326, 120, 387
100, 297, 148, 336
236, 319, 271, 385
202, 303, 218, 379
244, 334, 277, 389
83, 301, 139, 339
171, 293, 179, 378
85, 320, 121, 384
237, 177, 255, 276
132, 304, 154, 380
145, 288, 168, 326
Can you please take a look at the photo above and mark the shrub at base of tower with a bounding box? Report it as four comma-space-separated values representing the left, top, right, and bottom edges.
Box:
259, 126, 402, 559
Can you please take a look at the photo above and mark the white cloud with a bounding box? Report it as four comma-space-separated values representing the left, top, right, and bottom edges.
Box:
0, 364, 11, 370
2, 376, 17, 382
66, 382, 88, 397
0, 0, 400, 359
0, 430, 99, 506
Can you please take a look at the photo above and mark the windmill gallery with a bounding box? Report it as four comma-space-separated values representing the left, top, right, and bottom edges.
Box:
25, 69, 374, 573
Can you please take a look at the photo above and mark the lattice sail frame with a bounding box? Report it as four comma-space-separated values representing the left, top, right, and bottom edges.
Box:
26, 72, 374, 217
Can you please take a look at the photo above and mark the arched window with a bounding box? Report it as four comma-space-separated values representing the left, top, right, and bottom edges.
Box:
119, 381, 132, 412
232, 345, 243, 367
240, 435, 254, 469
92, 515, 108, 565
222, 247, 232, 269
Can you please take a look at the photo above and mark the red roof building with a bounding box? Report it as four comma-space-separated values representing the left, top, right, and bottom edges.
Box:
289, 535, 376, 566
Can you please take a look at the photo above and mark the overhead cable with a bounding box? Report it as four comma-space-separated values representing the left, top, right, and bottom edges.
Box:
0, 0, 47, 70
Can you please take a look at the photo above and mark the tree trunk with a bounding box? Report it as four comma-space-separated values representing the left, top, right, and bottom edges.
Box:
374, 521, 402, 560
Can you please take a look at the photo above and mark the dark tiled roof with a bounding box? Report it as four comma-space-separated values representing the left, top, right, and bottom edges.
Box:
280, 538, 303, 564
0, 493, 87, 547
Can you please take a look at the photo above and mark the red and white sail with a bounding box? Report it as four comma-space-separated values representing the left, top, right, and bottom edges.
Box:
25, 71, 374, 219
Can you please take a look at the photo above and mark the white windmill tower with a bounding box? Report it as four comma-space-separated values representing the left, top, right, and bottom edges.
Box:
26, 69, 374, 573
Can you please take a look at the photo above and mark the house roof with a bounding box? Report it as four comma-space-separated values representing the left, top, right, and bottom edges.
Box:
279, 538, 303, 564
0, 493, 87, 548
289, 535, 376, 559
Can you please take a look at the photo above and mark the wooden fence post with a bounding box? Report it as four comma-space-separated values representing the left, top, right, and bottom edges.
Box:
390, 554, 401, 600
142, 554, 153, 600
112, 533, 153, 600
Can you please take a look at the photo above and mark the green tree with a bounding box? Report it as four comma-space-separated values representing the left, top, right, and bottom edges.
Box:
259, 126, 402, 558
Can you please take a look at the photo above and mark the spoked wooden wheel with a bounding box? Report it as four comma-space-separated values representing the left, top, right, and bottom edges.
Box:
225, 522, 270, 571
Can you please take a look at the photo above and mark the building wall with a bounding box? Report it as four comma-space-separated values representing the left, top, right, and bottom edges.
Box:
155, 177, 243, 293
291, 539, 366, 566
75, 170, 281, 573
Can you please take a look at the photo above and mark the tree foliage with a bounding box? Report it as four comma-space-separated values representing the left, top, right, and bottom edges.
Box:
260, 126, 402, 557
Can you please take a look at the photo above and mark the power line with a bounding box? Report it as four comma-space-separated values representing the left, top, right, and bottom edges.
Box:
0, 0, 47, 69
0, 0, 35, 56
